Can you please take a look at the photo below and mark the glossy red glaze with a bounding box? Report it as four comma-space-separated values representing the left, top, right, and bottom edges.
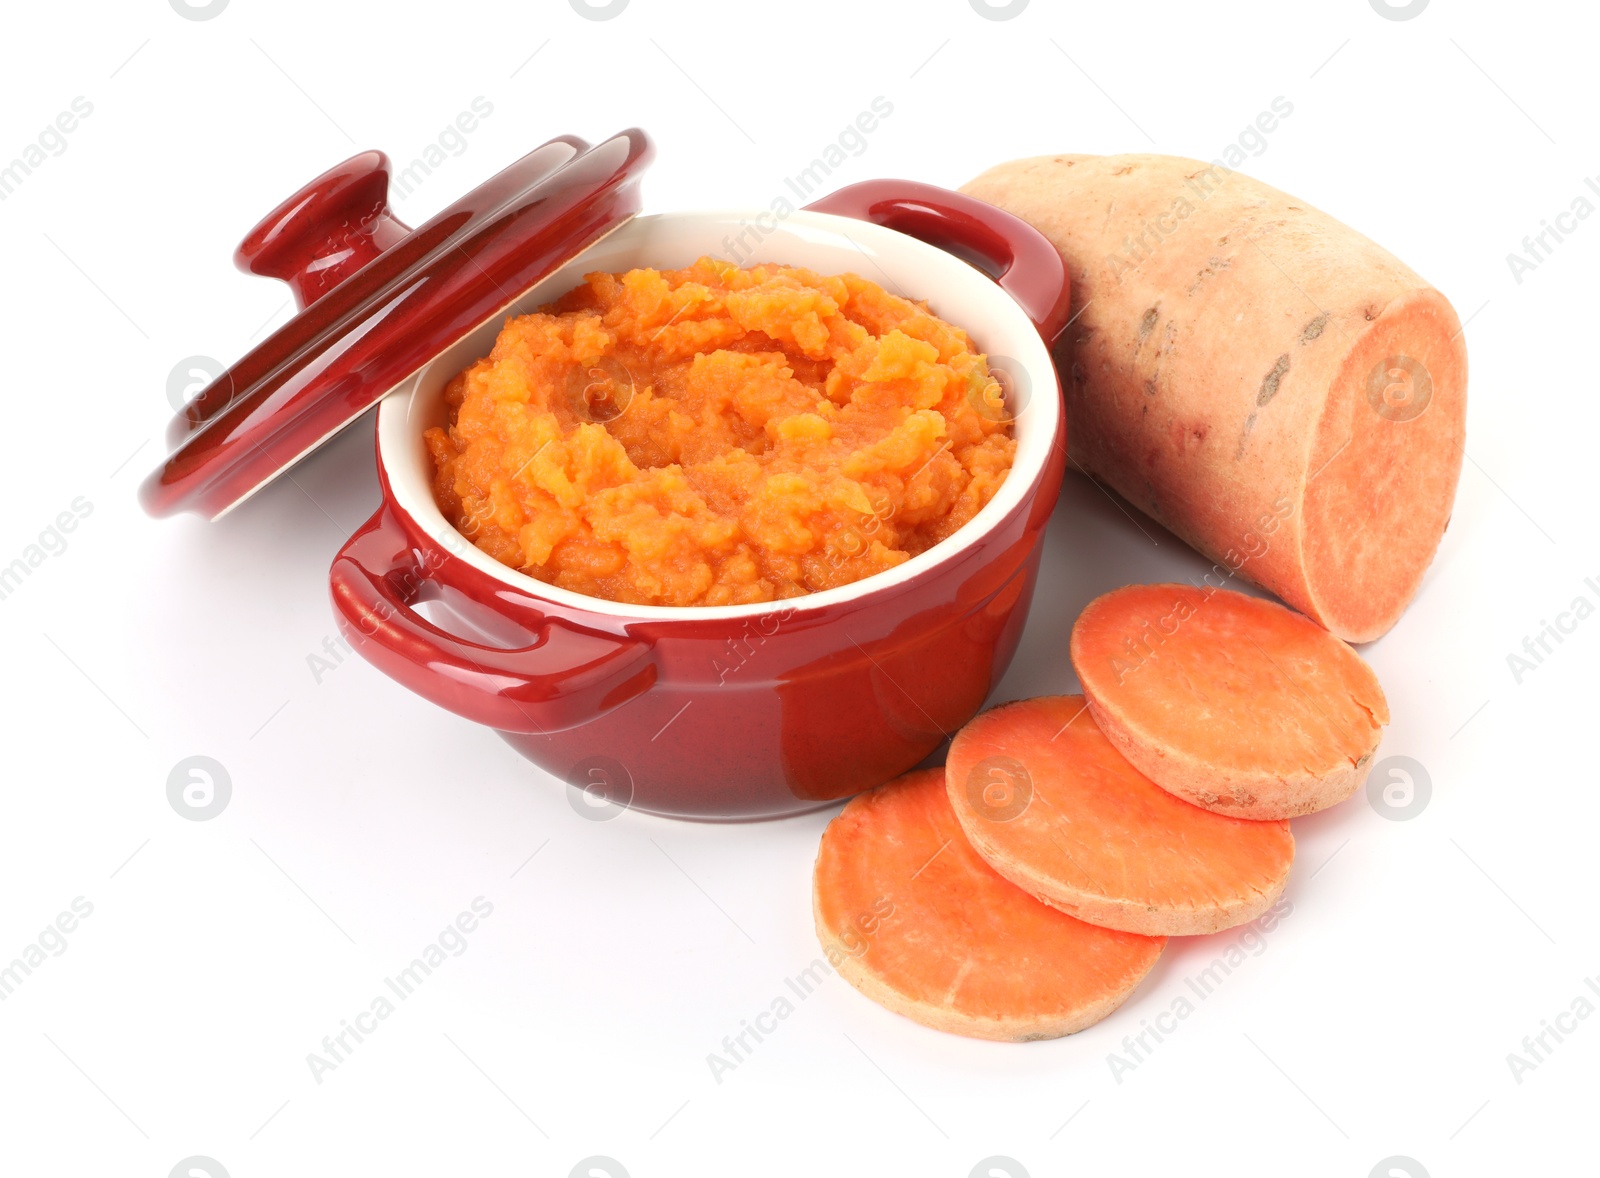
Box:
329, 503, 657, 734
333, 465, 1055, 819
235, 151, 413, 311
142, 129, 653, 520
328, 181, 1070, 820
805, 179, 1074, 344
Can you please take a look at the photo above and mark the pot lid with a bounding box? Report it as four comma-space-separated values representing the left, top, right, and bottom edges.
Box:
140, 128, 653, 520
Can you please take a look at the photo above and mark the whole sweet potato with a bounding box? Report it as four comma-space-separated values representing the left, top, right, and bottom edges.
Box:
963, 154, 1467, 641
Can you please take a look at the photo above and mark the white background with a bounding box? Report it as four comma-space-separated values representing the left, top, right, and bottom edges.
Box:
0, 1, 1593, 1175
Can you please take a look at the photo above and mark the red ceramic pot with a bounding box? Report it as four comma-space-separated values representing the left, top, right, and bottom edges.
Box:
329, 181, 1070, 820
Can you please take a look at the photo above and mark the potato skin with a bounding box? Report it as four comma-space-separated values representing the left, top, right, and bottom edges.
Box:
962, 154, 1467, 642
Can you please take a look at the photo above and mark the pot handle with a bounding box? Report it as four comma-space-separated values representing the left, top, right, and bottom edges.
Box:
329, 506, 655, 734
805, 180, 1072, 343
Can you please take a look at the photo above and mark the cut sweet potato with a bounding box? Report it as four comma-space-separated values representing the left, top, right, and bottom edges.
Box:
946, 697, 1293, 936
961, 154, 1468, 642
1072, 584, 1390, 820
813, 768, 1165, 1041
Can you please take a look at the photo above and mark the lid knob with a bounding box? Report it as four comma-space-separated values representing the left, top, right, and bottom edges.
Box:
234, 150, 412, 309
145, 129, 653, 521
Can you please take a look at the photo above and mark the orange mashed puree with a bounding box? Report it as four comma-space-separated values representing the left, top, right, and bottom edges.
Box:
425, 257, 1016, 607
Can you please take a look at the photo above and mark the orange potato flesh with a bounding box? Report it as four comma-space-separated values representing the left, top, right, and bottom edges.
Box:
1072, 584, 1390, 819
946, 697, 1294, 936
1301, 289, 1467, 640
813, 769, 1165, 1041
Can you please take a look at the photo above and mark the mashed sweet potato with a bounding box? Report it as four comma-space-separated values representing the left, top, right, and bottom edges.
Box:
424, 257, 1016, 607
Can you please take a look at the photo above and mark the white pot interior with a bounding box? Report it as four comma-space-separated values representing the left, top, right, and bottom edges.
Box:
380, 208, 1060, 620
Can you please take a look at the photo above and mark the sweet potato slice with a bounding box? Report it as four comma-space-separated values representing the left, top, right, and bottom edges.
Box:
813, 769, 1164, 1041
961, 154, 1468, 642
946, 697, 1293, 936
1072, 584, 1390, 819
